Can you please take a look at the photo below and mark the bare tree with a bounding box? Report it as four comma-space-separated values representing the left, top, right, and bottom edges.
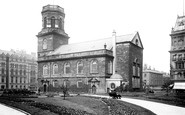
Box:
60, 84, 68, 100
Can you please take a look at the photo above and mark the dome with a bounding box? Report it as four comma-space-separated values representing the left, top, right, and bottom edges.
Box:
110, 74, 122, 79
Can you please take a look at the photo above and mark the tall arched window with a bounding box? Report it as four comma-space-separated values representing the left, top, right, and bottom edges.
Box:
51, 16, 55, 28
43, 65, 49, 75
133, 58, 140, 76
108, 61, 113, 74
53, 64, 58, 75
43, 39, 47, 50
44, 17, 47, 28
47, 18, 51, 27
90, 60, 98, 73
59, 18, 62, 29
55, 19, 59, 28
77, 61, 83, 74
64, 62, 71, 74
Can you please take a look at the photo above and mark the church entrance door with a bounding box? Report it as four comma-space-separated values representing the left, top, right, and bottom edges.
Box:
44, 84, 47, 92
92, 85, 96, 94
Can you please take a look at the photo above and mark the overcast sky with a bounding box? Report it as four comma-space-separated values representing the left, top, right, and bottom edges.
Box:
0, 0, 183, 73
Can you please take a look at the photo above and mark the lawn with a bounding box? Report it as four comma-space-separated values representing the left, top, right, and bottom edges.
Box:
0, 94, 155, 115
24, 96, 109, 115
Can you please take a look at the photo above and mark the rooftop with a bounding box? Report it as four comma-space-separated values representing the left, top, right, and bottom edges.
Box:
42, 4, 64, 13
49, 32, 137, 56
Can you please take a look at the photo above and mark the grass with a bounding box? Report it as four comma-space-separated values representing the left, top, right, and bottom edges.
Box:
24, 96, 109, 115
119, 91, 185, 108
0, 94, 156, 115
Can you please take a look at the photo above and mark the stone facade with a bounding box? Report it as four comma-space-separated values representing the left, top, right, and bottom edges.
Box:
170, 16, 185, 82
37, 4, 144, 93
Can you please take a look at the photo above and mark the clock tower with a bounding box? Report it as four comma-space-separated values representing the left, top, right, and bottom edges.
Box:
37, 5, 69, 57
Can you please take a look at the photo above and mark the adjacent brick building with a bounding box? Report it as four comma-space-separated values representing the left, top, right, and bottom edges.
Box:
37, 4, 144, 93
0, 49, 37, 90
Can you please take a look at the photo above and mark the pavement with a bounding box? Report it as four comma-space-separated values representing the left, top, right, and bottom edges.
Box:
0, 103, 30, 115
83, 94, 185, 115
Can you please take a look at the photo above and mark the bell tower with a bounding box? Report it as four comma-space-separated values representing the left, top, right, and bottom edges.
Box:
37, 5, 69, 57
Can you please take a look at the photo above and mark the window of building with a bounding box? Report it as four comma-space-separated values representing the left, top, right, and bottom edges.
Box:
77, 61, 83, 74
1, 77, 4, 83
43, 39, 47, 50
133, 58, 140, 77
55, 19, 59, 28
173, 54, 177, 61
11, 85, 13, 89
53, 64, 58, 75
46, 18, 51, 27
133, 63, 136, 76
1, 62, 5, 67
1, 85, 5, 89
44, 17, 47, 28
15, 77, 17, 83
178, 54, 182, 60
24, 70, 26, 75
11, 77, 13, 83
20, 70, 22, 76
135, 39, 139, 46
43, 65, 49, 75
51, 16, 55, 28
108, 61, 113, 74
20, 78, 22, 83
64, 62, 71, 74
59, 18, 62, 29
15, 69, 18, 75
2, 68, 5, 74
77, 81, 83, 88
90, 60, 98, 73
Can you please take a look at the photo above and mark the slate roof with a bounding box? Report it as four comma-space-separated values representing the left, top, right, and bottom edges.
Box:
49, 32, 137, 55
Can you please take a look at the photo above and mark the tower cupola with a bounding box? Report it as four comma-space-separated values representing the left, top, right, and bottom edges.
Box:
37, 4, 69, 38
37, 4, 69, 57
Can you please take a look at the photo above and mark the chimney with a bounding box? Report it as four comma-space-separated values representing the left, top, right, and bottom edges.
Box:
112, 30, 116, 74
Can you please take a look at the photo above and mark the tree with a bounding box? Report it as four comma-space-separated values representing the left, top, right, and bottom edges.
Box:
161, 80, 173, 96
60, 84, 68, 100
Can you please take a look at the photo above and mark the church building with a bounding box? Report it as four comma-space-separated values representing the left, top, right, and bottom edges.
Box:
37, 4, 144, 93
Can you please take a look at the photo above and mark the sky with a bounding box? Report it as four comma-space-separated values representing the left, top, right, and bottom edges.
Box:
0, 0, 183, 73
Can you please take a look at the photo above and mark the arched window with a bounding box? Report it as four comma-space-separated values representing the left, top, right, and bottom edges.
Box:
59, 18, 62, 29
55, 19, 59, 28
64, 62, 71, 74
77, 61, 83, 74
108, 61, 113, 74
133, 58, 140, 76
44, 17, 47, 28
90, 60, 98, 73
43, 39, 47, 50
51, 16, 55, 28
43, 65, 49, 75
47, 18, 51, 27
53, 64, 58, 75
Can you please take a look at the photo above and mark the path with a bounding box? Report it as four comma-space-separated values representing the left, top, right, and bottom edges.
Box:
0, 103, 29, 115
83, 94, 185, 115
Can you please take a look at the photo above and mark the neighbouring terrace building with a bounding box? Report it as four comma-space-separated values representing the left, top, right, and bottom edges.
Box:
142, 69, 164, 88
0, 49, 37, 90
170, 15, 185, 91
37, 4, 144, 93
